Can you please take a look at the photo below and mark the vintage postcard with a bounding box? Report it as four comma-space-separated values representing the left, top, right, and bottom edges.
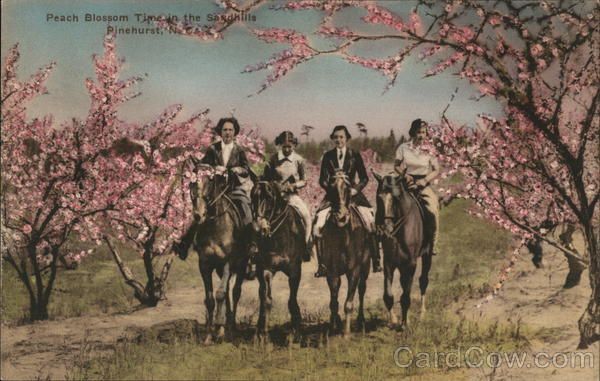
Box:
1, 1, 598, 380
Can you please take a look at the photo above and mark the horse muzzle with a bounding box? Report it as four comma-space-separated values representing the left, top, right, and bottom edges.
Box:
333, 209, 350, 227
383, 218, 395, 237
258, 218, 271, 237
193, 210, 207, 224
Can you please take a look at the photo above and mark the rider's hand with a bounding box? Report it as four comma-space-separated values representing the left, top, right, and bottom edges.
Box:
415, 179, 428, 188
215, 165, 227, 173
231, 167, 244, 175
405, 174, 415, 184
350, 188, 358, 196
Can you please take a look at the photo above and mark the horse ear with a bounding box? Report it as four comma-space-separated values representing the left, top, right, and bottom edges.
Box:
371, 169, 383, 183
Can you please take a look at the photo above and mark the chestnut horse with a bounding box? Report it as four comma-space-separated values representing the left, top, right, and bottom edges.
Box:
319, 170, 372, 336
373, 172, 433, 330
190, 169, 250, 342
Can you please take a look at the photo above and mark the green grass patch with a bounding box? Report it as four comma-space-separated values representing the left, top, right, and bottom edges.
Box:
71, 314, 532, 380
1, 243, 200, 324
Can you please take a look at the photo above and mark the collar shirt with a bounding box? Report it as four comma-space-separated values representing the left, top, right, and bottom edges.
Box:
275, 150, 302, 182
395, 141, 438, 176
221, 141, 234, 166
336, 147, 347, 168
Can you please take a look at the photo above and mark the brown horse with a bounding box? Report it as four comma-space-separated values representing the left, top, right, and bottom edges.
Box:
251, 181, 305, 337
319, 170, 372, 336
373, 172, 433, 331
190, 169, 250, 342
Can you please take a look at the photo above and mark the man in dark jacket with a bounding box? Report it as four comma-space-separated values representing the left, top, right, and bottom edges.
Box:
312, 125, 382, 277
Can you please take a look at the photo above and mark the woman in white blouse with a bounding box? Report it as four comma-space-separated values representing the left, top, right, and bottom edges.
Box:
395, 119, 440, 255
262, 131, 312, 260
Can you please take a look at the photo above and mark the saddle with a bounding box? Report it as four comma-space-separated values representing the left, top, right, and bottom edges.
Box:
285, 204, 305, 235
349, 204, 371, 232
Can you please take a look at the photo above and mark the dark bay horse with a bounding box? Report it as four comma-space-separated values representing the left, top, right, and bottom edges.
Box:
190, 169, 250, 342
373, 171, 433, 330
251, 181, 304, 337
319, 170, 372, 336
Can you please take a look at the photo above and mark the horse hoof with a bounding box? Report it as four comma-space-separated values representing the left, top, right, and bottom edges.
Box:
256, 333, 268, 345
215, 326, 225, 340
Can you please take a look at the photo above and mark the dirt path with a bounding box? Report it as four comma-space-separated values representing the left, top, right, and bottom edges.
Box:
460, 236, 599, 381
2, 243, 598, 380
1, 260, 387, 380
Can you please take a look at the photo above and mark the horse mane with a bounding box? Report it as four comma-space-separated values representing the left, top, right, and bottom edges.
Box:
202, 175, 242, 227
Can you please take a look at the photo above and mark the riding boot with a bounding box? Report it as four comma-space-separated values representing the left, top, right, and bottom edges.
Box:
173, 223, 196, 260
243, 223, 258, 280
314, 238, 327, 277
371, 234, 382, 273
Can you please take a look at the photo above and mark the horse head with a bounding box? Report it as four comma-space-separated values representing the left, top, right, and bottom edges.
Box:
329, 170, 352, 228
251, 180, 285, 237
373, 170, 408, 237
191, 167, 233, 224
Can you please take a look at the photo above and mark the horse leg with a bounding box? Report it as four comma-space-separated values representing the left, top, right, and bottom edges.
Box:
357, 266, 368, 334
257, 269, 273, 340
231, 268, 245, 330
327, 276, 342, 335
383, 264, 398, 328
288, 272, 302, 334
200, 261, 215, 344
343, 272, 360, 338
419, 254, 433, 317
257, 268, 266, 338
399, 262, 417, 331
214, 262, 232, 340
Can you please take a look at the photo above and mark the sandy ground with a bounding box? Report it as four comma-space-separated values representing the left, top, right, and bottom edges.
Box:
1, 243, 598, 380
460, 236, 599, 381
1, 260, 387, 380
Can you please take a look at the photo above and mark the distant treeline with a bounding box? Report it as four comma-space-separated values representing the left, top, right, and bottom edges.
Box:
263, 130, 405, 164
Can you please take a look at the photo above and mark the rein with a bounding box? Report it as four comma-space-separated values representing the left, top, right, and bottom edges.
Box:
382, 183, 424, 237
256, 182, 292, 236
198, 178, 239, 223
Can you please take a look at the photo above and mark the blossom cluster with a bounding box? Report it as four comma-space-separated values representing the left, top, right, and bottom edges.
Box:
243, 28, 315, 93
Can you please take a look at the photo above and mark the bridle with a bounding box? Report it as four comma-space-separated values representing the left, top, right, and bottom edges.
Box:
254, 181, 289, 236
194, 173, 236, 221
379, 175, 411, 237
331, 171, 351, 226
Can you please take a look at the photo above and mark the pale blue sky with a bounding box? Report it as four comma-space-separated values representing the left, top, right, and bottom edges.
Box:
1, 0, 502, 140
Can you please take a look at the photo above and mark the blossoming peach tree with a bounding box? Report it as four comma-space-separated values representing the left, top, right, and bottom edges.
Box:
0, 34, 150, 319
1, 33, 267, 313
160, 0, 598, 348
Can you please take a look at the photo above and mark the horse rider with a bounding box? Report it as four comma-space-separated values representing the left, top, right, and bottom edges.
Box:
174, 117, 256, 261
393, 118, 440, 255
261, 131, 313, 261
313, 125, 383, 277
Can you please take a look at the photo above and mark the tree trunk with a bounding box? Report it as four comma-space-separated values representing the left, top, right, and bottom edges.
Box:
578, 227, 600, 349
104, 237, 175, 307
29, 296, 49, 321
